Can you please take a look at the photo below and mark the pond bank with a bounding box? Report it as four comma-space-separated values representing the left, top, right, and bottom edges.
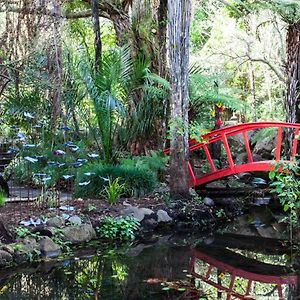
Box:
0, 187, 274, 269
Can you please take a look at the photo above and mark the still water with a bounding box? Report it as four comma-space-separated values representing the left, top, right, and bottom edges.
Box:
0, 209, 298, 300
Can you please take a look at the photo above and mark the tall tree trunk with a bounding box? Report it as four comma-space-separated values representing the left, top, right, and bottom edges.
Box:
285, 23, 300, 154
91, 0, 102, 71
168, 0, 191, 199
158, 0, 168, 79
49, 0, 63, 129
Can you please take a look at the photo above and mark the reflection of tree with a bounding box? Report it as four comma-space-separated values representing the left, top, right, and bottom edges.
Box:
0, 250, 131, 299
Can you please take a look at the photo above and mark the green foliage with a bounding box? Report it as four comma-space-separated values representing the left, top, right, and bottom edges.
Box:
102, 177, 126, 205
269, 161, 300, 225
79, 46, 169, 163
15, 227, 33, 239
74, 163, 158, 198
0, 191, 5, 207
189, 65, 247, 130
251, 128, 277, 144
120, 151, 168, 180
190, 0, 219, 52
225, 0, 300, 23
97, 216, 140, 241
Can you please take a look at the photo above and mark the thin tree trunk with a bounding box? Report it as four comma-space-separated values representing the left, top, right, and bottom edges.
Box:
168, 0, 191, 199
285, 23, 300, 155
91, 0, 102, 71
248, 61, 257, 122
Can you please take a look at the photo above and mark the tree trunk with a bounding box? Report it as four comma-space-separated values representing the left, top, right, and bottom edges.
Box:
248, 61, 257, 122
91, 0, 102, 71
285, 23, 300, 154
49, 0, 63, 129
168, 0, 191, 199
158, 0, 168, 79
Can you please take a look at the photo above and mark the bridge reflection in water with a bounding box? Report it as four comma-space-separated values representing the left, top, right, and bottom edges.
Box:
187, 235, 298, 300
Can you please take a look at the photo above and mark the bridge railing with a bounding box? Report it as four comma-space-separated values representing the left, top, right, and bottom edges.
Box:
165, 122, 300, 187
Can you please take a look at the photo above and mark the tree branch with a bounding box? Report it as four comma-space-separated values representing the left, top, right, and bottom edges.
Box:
249, 58, 286, 83
0, 6, 110, 19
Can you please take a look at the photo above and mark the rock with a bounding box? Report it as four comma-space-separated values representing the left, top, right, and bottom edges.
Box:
46, 216, 65, 228
62, 224, 96, 244
31, 226, 54, 237
0, 250, 13, 267
68, 215, 82, 226
38, 237, 61, 258
235, 153, 263, 165
157, 210, 172, 223
236, 172, 253, 182
228, 133, 246, 154
256, 226, 281, 239
203, 197, 215, 207
22, 238, 39, 253
253, 197, 271, 206
205, 181, 226, 189
141, 218, 158, 232
226, 178, 247, 188
253, 136, 276, 159
1, 244, 14, 255
122, 206, 154, 222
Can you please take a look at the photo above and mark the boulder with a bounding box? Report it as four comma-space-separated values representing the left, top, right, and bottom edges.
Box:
122, 206, 154, 222
21, 238, 40, 253
31, 226, 54, 237
141, 218, 158, 232
203, 197, 215, 207
157, 210, 172, 223
46, 216, 65, 228
62, 224, 96, 244
1, 244, 14, 255
68, 215, 82, 226
226, 178, 247, 188
205, 181, 227, 189
0, 250, 13, 267
253, 136, 276, 159
228, 133, 246, 154
38, 237, 61, 258
235, 152, 263, 164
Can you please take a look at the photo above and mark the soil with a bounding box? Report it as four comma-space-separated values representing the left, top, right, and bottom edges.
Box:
0, 194, 167, 233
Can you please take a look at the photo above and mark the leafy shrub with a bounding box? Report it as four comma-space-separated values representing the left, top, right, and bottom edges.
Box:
269, 161, 300, 226
120, 151, 168, 174
97, 216, 140, 241
74, 163, 157, 198
120, 151, 168, 181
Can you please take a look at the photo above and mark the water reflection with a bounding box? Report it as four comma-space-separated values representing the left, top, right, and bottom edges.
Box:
0, 232, 298, 300
190, 246, 297, 299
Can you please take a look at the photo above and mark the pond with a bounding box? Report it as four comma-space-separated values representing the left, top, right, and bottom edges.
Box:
0, 207, 298, 300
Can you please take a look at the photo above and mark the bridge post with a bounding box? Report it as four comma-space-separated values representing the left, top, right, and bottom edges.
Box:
221, 133, 234, 169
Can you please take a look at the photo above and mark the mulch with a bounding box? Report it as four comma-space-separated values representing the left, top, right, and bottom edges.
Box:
0, 194, 167, 232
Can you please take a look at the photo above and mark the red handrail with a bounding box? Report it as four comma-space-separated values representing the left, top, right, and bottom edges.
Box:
164, 122, 300, 187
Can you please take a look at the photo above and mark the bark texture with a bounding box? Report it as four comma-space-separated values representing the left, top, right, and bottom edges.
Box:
168, 0, 191, 199
91, 0, 102, 71
285, 23, 300, 153
49, 0, 63, 129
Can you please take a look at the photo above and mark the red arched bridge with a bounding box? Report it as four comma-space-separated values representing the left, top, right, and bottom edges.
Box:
164, 122, 300, 187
